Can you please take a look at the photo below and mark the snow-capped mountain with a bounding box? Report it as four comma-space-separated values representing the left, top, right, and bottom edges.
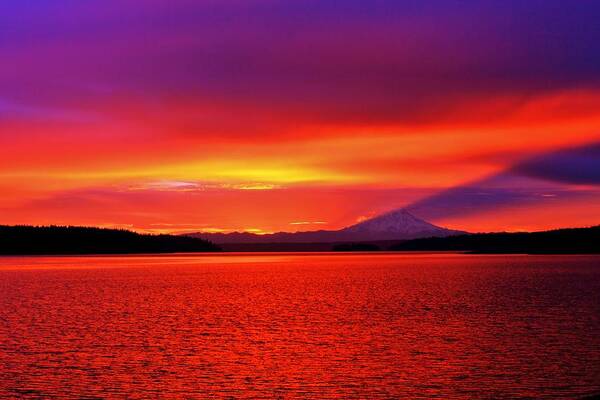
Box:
188, 209, 464, 244
341, 209, 457, 239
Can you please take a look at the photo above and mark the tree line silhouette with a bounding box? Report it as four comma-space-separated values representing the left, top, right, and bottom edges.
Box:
389, 225, 600, 254
332, 243, 381, 251
0, 225, 220, 255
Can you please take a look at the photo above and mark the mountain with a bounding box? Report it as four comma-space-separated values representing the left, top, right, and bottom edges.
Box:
187, 209, 464, 244
341, 209, 461, 240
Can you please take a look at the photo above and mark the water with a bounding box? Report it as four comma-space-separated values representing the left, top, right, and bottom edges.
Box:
1, 253, 599, 399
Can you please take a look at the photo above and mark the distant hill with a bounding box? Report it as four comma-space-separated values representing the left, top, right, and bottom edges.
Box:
0, 225, 220, 255
389, 226, 600, 254
188, 209, 465, 244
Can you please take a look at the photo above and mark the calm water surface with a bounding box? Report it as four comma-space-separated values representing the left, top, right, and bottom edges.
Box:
1, 253, 599, 399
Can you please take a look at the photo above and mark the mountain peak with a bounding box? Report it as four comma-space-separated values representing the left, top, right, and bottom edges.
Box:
343, 208, 445, 234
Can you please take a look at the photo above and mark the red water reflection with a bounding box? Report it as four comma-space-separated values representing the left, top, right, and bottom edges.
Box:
1, 253, 599, 398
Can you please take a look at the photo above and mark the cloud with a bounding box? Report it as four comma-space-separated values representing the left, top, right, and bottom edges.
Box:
129, 180, 201, 191
219, 183, 281, 190
127, 181, 282, 192
2, 1, 600, 128
513, 143, 600, 185
406, 142, 600, 221
0, 97, 95, 123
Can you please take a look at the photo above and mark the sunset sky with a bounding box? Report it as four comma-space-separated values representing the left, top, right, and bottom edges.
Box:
2, 0, 600, 234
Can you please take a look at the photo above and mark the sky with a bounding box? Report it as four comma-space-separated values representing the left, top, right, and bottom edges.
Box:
1, 0, 600, 234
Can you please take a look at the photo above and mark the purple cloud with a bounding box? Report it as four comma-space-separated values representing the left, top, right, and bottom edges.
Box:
407, 142, 600, 220
514, 144, 600, 185
1, 0, 600, 126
